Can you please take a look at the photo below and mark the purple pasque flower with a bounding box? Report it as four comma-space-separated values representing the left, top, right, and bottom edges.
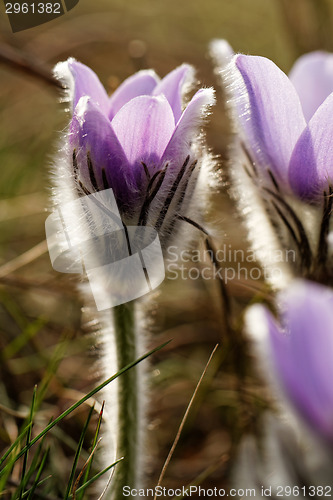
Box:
247, 280, 333, 444
54, 59, 215, 237
226, 51, 333, 200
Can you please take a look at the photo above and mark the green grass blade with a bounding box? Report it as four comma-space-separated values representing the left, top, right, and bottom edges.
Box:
64, 405, 95, 500
23, 427, 48, 489
18, 385, 37, 499
20, 417, 52, 495
69, 458, 124, 499
25, 450, 50, 500
2, 317, 46, 360
72, 437, 102, 499
77, 401, 105, 500
0, 340, 171, 475
35, 333, 71, 410
0, 422, 33, 468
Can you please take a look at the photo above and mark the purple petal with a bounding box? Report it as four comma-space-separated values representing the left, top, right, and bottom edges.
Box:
108, 70, 160, 120
289, 51, 333, 122
69, 97, 137, 211
162, 88, 215, 167
232, 55, 306, 187
247, 281, 333, 443
54, 58, 110, 115
275, 282, 333, 441
289, 92, 333, 199
111, 95, 175, 177
153, 64, 193, 123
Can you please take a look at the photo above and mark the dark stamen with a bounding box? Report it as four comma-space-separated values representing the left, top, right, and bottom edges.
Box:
241, 141, 257, 176
267, 169, 280, 192
174, 160, 197, 211
316, 187, 333, 268
123, 223, 132, 256
155, 155, 190, 232
79, 180, 91, 196
264, 187, 313, 270
141, 162, 150, 180
73, 149, 78, 179
271, 200, 300, 250
163, 160, 198, 235
102, 168, 110, 190
87, 152, 98, 191
243, 164, 254, 179
146, 167, 166, 195
138, 166, 167, 226
175, 214, 209, 235
73, 150, 82, 197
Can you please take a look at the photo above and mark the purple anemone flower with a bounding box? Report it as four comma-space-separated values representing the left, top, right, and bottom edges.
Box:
54, 59, 215, 236
247, 280, 333, 444
227, 51, 333, 200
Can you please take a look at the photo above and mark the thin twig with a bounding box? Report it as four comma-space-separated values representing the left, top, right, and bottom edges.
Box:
0, 402, 28, 419
0, 192, 45, 221
154, 344, 219, 500
0, 240, 48, 278
0, 275, 76, 296
0, 42, 62, 90
172, 456, 228, 499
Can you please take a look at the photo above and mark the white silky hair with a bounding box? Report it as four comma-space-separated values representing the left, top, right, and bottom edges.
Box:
228, 143, 294, 288
79, 293, 149, 488
209, 39, 234, 72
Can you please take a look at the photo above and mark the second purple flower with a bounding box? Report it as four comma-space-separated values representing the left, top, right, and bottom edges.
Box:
226, 51, 333, 200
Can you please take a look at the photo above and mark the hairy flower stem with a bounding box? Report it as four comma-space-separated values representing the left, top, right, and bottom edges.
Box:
113, 301, 138, 498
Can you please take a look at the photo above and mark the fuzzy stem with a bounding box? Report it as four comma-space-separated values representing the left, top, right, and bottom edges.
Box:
112, 301, 138, 499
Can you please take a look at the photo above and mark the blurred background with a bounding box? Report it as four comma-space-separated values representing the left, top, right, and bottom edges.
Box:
0, 0, 333, 497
